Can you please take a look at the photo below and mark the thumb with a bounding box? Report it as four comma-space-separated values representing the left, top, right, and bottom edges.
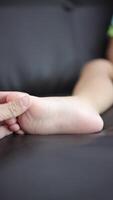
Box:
0, 95, 30, 121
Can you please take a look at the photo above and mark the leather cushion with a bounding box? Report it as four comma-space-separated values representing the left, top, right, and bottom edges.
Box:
0, 3, 112, 96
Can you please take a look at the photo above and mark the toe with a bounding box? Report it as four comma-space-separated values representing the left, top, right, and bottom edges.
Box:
9, 123, 20, 132
16, 130, 25, 135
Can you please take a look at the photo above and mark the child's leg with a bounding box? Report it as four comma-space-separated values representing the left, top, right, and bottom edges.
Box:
73, 59, 113, 114
6, 59, 113, 135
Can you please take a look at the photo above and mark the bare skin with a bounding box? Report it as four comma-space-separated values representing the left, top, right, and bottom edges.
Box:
6, 92, 103, 135
0, 40, 113, 139
106, 38, 113, 63
0, 92, 31, 139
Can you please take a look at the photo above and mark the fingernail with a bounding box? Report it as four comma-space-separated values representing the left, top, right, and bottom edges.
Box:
21, 95, 29, 107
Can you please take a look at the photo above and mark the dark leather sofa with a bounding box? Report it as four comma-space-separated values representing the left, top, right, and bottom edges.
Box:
0, 1, 113, 200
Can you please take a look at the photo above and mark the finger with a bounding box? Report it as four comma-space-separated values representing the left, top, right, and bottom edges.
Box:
6, 122, 24, 135
6, 92, 26, 102
0, 92, 10, 104
5, 92, 28, 127
0, 91, 27, 104
5, 118, 17, 126
0, 94, 31, 121
0, 91, 18, 103
0, 126, 13, 139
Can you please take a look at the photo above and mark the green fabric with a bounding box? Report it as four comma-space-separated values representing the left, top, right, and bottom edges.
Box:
107, 25, 113, 38
107, 16, 113, 38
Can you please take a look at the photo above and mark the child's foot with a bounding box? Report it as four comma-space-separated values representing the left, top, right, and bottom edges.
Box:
7, 93, 104, 135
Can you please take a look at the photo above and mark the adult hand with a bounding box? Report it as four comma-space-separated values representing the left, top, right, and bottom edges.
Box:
0, 92, 30, 139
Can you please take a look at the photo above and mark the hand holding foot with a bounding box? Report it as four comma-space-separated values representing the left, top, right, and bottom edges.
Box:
7, 92, 104, 135
0, 92, 31, 139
